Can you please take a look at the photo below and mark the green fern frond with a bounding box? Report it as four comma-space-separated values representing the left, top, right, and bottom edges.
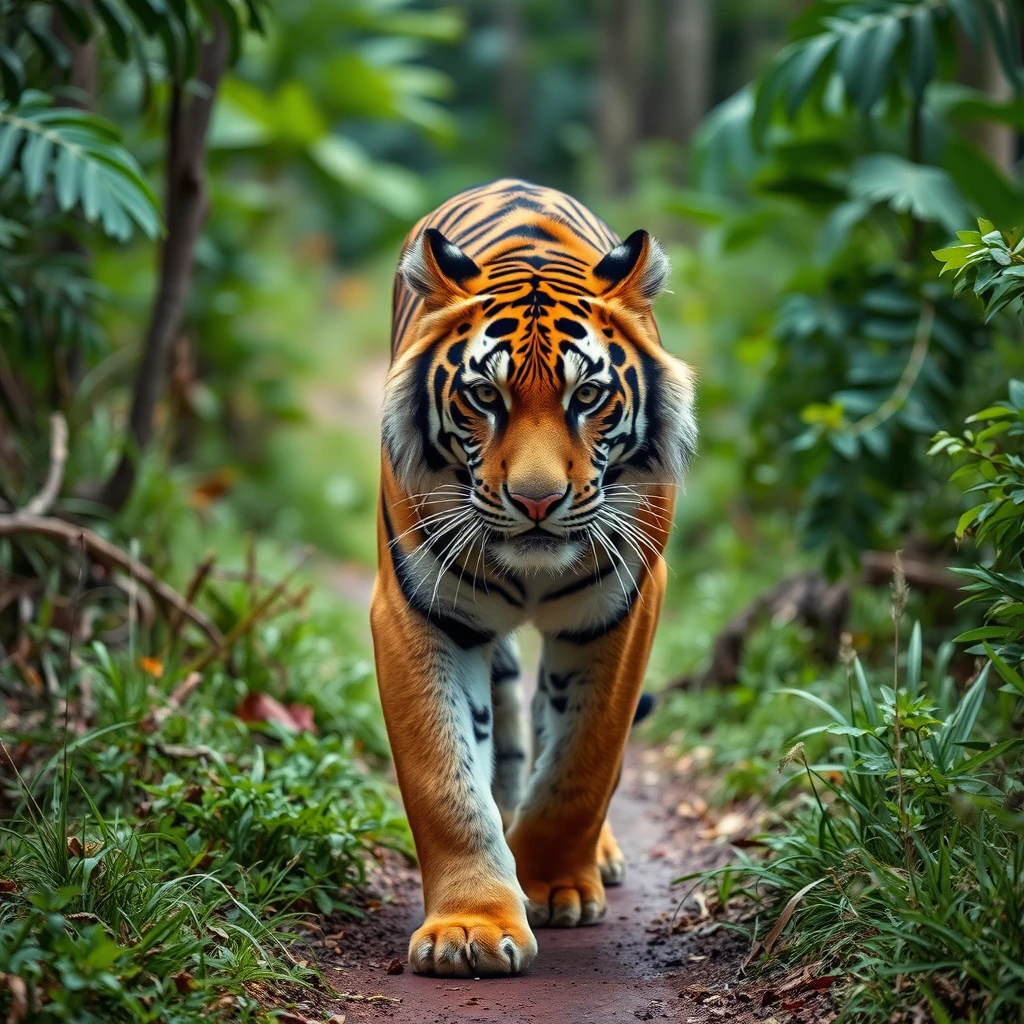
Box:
0, 92, 162, 242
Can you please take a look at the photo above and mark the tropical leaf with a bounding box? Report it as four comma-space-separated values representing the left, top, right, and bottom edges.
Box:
849, 154, 969, 233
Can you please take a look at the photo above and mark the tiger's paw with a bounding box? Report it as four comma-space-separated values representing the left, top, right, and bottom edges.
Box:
408, 907, 537, 977
521, 865, 607, 928
597, 819, 626, 886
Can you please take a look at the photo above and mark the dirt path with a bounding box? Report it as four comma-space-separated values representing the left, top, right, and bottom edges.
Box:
307, 749, 759, 1024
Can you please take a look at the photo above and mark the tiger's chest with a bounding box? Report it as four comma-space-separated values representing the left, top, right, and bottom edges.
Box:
389, 531, 645, 642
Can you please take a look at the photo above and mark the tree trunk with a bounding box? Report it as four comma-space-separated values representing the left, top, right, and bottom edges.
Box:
958, 29, 1016, 174
499, 0, 529, 177
665, 0, 711, 180
597, 0, 648, 196
98, 18, 229, 511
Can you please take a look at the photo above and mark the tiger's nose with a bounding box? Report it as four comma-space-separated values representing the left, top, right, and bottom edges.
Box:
509, 488, 567, 522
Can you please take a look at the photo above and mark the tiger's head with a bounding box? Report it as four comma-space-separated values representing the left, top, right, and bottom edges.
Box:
383, 223, 697, 574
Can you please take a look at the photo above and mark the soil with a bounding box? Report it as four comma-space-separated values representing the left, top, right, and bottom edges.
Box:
296, 750, 839, 1024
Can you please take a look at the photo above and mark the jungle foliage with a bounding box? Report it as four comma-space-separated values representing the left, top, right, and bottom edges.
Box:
1, 1, 1023, 1021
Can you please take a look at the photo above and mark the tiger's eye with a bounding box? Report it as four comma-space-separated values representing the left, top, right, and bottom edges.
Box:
576, 384, 601, 405
473, 384, 498, 404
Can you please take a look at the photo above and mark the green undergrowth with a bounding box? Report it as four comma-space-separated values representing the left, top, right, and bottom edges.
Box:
1, 514, 407, 1022
677, 614, 1024, 1022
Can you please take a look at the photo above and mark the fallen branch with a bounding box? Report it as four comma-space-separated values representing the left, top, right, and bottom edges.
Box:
861, 550, 961, 593
673, 571, 850, 690
0, 513, 222, 647
23, 413, 68, 517
672, 550, 965, 691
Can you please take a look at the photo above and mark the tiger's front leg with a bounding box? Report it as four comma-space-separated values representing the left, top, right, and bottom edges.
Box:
507, 561, 665, 927
370, 587, 536, 977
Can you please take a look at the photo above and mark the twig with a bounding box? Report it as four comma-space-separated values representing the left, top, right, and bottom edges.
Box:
22, 413, 68, 516
98, 16, 230, 511
0, 513, 222, 647
162, 551, 216, 657
861, 550, 961, 593
153, 741, 234, 763
334, 993, 402, 1005
848, 302, 934, 438
183, 547, 313, 674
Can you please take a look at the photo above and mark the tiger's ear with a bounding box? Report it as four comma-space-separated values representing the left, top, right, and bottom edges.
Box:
399, 228, 481, 308
593, 230, 670, 308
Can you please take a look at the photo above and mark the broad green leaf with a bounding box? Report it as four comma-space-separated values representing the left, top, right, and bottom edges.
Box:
850, 154, 968, 233
785, 34, 836, 118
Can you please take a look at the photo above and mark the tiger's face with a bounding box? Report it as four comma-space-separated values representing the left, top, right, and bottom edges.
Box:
384, 226, 696, 574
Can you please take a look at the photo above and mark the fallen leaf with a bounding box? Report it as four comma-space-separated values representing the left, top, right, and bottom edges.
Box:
385, 958, 404, 975
777, 965, 815, 995
744, 877, 826, 968
699, 810, 752, 842
0, 973, 28, 1024
0, 881, 16, 894
139, 657, 164, 678
66, 836, 83, 857
674, 797, 708, 819
204, 993, 237, 1013
235, 692, 316, 734
277, 1013, 316, 1024
173, 972, 194, 995
782, 998, 807, 1010
808, 975, 839, 991
286, 703, 317, 733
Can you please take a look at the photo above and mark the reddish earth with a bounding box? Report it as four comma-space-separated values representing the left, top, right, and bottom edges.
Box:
295, 750, 838, 1024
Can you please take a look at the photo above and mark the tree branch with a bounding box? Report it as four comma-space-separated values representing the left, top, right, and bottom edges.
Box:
0, 513, 223, 646
23, 413, 68, 517
98, 17, 229, 510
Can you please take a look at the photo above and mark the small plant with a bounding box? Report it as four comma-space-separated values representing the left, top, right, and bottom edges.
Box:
930, 379, 1024, 685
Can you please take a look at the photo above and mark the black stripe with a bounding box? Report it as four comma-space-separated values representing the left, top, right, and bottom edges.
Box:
541, 560, 619, 602
381, 497, 495, 649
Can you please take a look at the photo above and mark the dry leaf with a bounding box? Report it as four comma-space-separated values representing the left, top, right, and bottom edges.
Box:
235, 692, 317, 734
204, 993, 237, 1014
277, 1013, 316, 1024
808, 975, 839, 991
385, 958, 404, 975
66, 836, 83, 857
699, 810, 752, 842
0, 881, 16, 894
744, 877, 826, 968
173, 972, 195, 995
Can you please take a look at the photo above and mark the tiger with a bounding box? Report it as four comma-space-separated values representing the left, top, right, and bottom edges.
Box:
371, 178, 696, 978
